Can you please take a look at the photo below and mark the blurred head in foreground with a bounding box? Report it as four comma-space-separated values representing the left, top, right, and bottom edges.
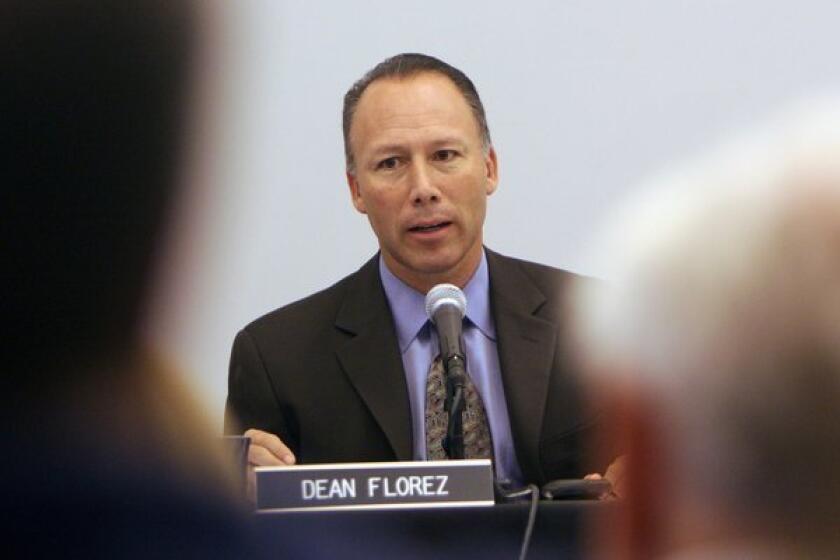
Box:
2, 1, 252, 556
573, 99, 840, 558
4, 0, 191, 398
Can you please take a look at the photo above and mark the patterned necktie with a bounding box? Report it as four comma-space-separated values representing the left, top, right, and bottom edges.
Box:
425, 355, 494, 461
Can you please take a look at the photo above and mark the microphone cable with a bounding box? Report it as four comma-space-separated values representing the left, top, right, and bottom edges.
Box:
496, 482, 540, 560
517, 484, 540, 560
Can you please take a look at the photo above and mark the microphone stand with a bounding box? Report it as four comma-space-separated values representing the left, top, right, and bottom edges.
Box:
443, 354, 466, 459
427, 290, 468, 461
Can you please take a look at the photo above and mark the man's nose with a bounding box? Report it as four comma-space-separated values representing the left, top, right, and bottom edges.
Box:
408, 161, 441, 205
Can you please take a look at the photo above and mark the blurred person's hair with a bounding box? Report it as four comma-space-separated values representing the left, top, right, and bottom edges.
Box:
342, 53, 492, 172
572, 98, 840, 552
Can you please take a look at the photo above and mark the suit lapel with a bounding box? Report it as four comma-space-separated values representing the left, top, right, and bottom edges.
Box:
486, 249, 556, 482
333, 256, 413, 460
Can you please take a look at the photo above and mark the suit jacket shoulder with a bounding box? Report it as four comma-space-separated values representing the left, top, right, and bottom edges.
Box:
224, 256, 371, 440
242, 264, 357, 340
485, 249, 582, 326
225, 254, 411, 462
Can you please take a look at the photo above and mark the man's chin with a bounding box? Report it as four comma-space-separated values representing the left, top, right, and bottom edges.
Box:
405, 255, 478, 288
382, 243, 483, 287
409, 253, 464, 276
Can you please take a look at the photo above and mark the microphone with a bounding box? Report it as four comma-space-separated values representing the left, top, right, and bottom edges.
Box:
425, 283, 467, 364
425, 284, 468, 459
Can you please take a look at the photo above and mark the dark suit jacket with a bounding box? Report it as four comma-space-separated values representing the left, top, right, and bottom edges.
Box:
224, 249, 603, 486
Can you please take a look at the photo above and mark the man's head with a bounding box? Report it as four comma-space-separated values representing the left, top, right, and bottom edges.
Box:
343, 53, 492, 173
3, 1, 196, 390
573, 100, 840, 557
343, 54, 498, 292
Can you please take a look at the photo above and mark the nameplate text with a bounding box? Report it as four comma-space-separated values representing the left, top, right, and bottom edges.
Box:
255, 460, 494, 512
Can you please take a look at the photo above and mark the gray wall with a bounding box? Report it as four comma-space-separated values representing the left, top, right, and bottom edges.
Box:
158, 1, 840, 426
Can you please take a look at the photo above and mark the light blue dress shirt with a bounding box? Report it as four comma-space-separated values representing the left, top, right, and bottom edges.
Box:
379, 252, 524, 486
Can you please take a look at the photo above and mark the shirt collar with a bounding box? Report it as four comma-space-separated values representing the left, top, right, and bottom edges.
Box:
463, 251, 496, 340
379, 250, 496, 353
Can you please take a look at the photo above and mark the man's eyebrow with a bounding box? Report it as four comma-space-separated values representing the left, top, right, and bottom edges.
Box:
429, 137, 468, 150
367, 143, 406, 157
365, 137, 469, 160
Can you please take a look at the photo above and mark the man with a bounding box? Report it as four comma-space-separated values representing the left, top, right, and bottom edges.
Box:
572, 100, 840, 558
225, 53, 607, 487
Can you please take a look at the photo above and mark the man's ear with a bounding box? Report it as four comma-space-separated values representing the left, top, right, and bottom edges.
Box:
484, 146, 499, 196
347, 171, 366, 214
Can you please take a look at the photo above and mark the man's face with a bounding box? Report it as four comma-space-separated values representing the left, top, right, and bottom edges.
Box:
346, 72, 498, 292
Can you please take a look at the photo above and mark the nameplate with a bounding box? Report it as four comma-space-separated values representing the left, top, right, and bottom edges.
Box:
255, 459, 494, 512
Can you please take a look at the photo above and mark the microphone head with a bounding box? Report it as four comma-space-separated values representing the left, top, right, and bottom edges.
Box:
425, 283, 467, 322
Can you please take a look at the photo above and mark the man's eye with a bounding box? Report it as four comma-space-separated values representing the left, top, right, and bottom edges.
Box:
377, 157, 399, 170
433, 149, 457, 162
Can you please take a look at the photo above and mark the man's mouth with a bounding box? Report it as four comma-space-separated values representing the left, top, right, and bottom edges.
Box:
408, 221, 451, 233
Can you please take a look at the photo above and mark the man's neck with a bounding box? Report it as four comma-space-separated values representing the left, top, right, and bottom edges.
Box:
382, 249, 483, 294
